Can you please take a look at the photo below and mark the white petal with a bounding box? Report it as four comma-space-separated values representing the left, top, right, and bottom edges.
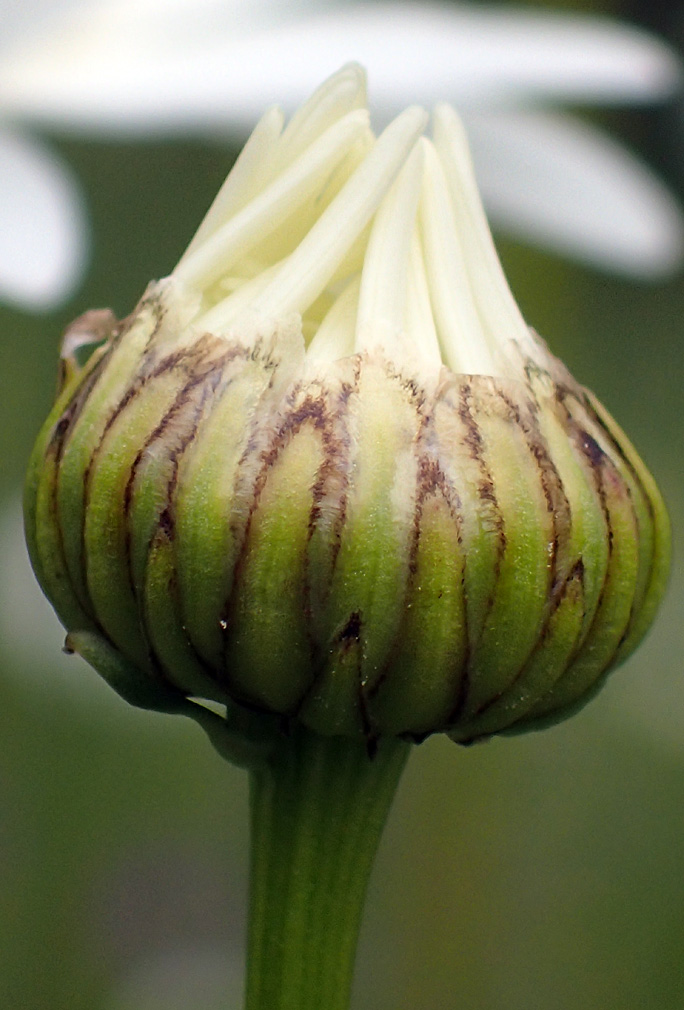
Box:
0, 129, 88, 309
464, 110, 684, 277
0, 3, 680, 134
0, 0, 86, 57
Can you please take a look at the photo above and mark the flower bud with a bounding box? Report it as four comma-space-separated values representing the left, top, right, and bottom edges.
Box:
25, 66, 670, 744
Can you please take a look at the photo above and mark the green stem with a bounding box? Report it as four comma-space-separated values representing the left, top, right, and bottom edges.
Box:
245, 727, 410, 1010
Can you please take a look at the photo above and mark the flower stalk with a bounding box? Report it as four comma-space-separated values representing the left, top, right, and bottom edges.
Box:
246, 728, 409, 1010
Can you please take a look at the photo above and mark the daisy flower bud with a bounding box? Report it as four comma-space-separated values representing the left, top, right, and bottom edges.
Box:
25, 65, 670, 745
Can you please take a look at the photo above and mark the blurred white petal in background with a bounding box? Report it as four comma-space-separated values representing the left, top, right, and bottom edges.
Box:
0, 0, 682, 306
0, 128, 88, 310
467, 110, 684, 277
2, 0, 681, 130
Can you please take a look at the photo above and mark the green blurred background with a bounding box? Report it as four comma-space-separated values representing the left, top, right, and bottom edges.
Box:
1, 0, 683, 1007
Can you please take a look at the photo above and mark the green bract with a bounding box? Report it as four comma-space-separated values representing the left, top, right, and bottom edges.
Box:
25, 66, 669, 744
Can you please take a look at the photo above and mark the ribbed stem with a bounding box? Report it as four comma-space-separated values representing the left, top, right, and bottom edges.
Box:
245, 727, 410, 1010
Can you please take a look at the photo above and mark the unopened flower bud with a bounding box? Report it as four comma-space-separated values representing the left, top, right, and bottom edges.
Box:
25, 65, 669, 745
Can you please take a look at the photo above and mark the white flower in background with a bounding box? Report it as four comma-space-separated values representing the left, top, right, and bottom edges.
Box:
0, 129, 88, 311
0, 0, 683, 313
0, 1, 90, 310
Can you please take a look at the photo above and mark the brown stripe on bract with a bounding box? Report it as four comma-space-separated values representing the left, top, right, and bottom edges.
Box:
73, 329, 225, 666
123, 335, 232, 599
549, 388, 637, 683
133, 339, 260, 687
78, 296, 172, 491
455, 380, 564, 721
582, 392, 658, 652
44, 353, 119, 622
50, 300, 190, 634
303, 362, 359, 639
162, 338, 285, 674
279, 377, 359, 709
558, 388, 613, 588
49, 340, 118, 470
121, 333, 256, 691
585, 390, 655, 532
354, 359, 431, 727
458, 378, 507, 571
122, 336, 233, 520
77, 337, 211, 604
214, 369, 331, 698
364, 390, 469, 730
142, 523, 223, 692
212, 344, 289, 669
215, 352, 358, 706
290, 355, 426, 734
450, 368, 580, 727
505, 376, 576, 607
36, 311, 138, 627
447, 377, 508, 719
466, 557, 587, 738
